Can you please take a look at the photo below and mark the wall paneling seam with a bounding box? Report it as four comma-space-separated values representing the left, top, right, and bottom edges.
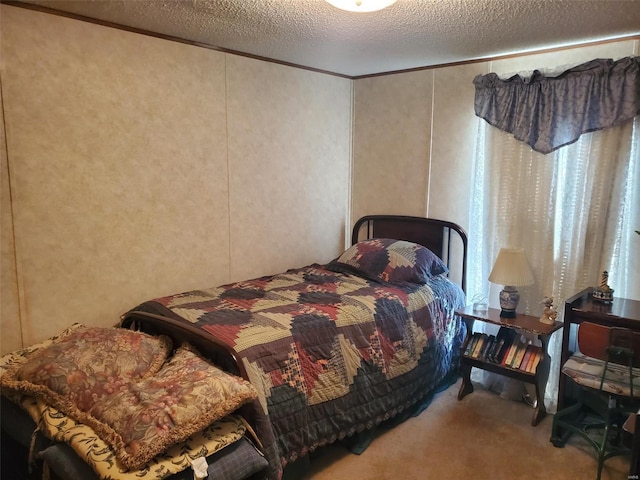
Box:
425, 70, 435, 218
346, 79, 354, 248
0, 67, 25, 347
224, 53, 232, 282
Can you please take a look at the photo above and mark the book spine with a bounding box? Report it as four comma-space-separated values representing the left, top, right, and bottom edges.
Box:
524, 345, 538, 372
503, 337, 520, 366
528, 346, 543, 373
464, 333, 480, 356
497, 330, 516, 364
510, 340, 528, 368
489, 338, 505, 363
472, 334, 487, 358
519, 345, 534, 371
480, 335, 495, 360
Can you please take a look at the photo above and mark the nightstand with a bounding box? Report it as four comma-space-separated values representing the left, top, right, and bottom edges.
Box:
456, 306, 563, 426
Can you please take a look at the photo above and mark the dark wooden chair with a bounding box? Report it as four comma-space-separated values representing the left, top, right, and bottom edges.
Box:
550, 322, 640, 480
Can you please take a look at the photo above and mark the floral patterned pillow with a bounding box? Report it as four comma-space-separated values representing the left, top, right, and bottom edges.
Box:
38, 394, 255, 480
2, 327, 257, 471
84, 344, 258, 470
1, 326, 172, 412
328, 238, 448, 285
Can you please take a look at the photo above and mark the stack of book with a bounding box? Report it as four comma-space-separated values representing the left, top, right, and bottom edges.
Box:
463, 327, 543, 373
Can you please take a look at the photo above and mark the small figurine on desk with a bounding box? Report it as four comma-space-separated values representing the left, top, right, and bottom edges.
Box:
592, 270, 614, 304
539, 296, 557, 325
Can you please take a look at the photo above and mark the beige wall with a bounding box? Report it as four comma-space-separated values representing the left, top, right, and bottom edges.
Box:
1, 4, 637, 354
226, 56, 352, 281
0, 5, 351, 353
352, 71, 433, 222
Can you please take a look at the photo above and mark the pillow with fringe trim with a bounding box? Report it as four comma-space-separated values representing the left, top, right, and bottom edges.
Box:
2, 328, 257, 470
1, 326, 172, 413
84, 344, 258, 470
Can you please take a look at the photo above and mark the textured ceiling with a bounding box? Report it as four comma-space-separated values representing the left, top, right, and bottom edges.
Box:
16, 0, 640, 77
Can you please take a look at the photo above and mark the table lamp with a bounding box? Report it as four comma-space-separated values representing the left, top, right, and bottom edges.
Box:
488, 247, 534, 318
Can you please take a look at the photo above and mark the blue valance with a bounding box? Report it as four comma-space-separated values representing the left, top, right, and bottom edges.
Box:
473, 57, 640, 154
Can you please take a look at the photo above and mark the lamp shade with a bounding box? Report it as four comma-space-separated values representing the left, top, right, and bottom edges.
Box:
325, 0, 397, 12
488, 247, 534, 287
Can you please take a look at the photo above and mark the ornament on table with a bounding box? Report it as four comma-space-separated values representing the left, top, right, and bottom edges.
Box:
539, 296, 558, 325
592, 270, 614, 304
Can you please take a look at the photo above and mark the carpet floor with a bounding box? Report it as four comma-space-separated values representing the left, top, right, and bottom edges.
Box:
300, 379, 632, 480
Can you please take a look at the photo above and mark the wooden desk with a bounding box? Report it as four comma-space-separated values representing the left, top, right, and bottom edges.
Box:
559, 287, 640, 411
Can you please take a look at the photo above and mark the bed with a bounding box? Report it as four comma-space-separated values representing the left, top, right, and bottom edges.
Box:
120, 215, 468, 479
0, 215, 467, 480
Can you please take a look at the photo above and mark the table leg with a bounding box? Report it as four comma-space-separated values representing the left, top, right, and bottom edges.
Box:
458, 317, 474, 400
458, 362, 474, 400
531, 333, 552, 426
557, 318, 573, 412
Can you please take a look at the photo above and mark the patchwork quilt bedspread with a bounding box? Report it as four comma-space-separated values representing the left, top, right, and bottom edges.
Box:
128, 264, 466, 479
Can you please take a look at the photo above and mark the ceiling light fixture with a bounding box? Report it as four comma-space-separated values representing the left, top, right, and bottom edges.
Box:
325, 0, 397, 13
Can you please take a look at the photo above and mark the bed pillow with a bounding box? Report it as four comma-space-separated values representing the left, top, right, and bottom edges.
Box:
2, 330, 258, 471
37, 402, 251, 480
1, 326, 172, 412
0, 323, 87, 405
328, 238, 447, 285
85, 344, 258, 470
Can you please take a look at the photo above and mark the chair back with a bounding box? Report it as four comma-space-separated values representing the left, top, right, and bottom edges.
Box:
578, 322, 640, 368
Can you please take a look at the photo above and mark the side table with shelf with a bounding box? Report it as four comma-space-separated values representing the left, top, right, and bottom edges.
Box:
456, 306, 563, 426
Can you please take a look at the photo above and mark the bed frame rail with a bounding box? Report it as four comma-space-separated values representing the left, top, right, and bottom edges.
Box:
121, 311, 245, 378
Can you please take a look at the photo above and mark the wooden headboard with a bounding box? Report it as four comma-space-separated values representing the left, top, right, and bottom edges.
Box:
351, 215, 468, 293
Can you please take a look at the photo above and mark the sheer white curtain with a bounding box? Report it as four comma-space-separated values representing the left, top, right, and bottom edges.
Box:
468, 116, 639, 412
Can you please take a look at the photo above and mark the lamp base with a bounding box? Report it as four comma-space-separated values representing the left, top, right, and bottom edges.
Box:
499, 286, 520, 318
500, 309, 517, 318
